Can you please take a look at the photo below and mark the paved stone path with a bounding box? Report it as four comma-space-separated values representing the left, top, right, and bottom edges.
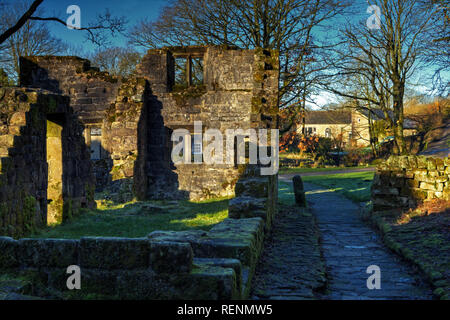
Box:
251, 205, 327, 299
305, 183, 433, 300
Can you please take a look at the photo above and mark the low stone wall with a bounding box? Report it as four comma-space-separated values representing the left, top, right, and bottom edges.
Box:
0, 217, 265, 299
371, 155, 450, 212
228, 164, 278, 233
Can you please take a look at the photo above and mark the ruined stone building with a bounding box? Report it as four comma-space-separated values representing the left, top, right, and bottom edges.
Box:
0, 46, 279, 237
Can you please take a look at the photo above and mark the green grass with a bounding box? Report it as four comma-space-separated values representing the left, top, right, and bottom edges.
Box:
280, 165, 374, 174
300, 171, 375, 202
30, 170, 374, 239
278, 181, 296, 206
30, 197, 229, 239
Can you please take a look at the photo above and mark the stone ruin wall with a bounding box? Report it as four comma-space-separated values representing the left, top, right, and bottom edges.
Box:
20, 46, 279, 202
371, 155, 450, 212
0, 47, 280, 299
0, 87, 96, 238
20, 56, 130, 192
19, 56, 121, 125
134, 46, 279, 201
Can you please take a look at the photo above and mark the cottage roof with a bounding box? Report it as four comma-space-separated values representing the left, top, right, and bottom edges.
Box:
305, 111, 352, 125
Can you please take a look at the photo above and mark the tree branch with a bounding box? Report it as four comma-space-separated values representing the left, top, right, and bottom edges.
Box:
0, 0, 43, 45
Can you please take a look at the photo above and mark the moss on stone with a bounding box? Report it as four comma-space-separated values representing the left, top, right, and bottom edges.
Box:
170, 85, 207, 106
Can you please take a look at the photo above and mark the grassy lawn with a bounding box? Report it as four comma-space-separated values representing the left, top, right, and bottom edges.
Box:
280, 165, 374, 174
297, 171, 375, 203
278, 180, 297, 206
31, 197, 229, 239
30, 171, 374, 239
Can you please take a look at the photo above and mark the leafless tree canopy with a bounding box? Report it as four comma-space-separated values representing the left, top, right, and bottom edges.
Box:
129, 1, 348, 98
322, 0, 441, 154
0, 0, 67, 82
0, 0, 127, 47
89, 47, 142, 78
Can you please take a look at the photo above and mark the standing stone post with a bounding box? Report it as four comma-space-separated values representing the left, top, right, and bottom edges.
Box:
293, 175, 306, 207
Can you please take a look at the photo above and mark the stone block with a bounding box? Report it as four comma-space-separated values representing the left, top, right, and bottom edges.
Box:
435, 158, 445, 171
18, 238, 78, 268
228, 196, 267, 219
167, 265, 239, 300
80, 269, 118, 296
116, 270, 156, 299
9, 112, 26, 126
149, 241, 193, 274
234, 177, 268, 198
419, 181, 437, 191
406, 179, 419, 188
194, 257, 242, 295
427, 158, 437, 170
80, 237, 150, 270
0, 237, 19, 269
417, 156, 428, 169
410, 188, 428, 200
198, 218, 264, 267
148, 230, 207, 243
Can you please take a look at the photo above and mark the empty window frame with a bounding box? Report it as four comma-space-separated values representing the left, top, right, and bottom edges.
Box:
173, 54, 204, 89
89, 127, 102, 160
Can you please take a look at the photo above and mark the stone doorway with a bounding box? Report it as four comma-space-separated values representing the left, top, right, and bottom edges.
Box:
46, 114, 64, 225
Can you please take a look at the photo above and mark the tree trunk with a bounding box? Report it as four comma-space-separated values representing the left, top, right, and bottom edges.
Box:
367, 111, 378, 158
392, 84, 406, 155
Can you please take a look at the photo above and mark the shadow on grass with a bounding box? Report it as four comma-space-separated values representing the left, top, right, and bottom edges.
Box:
30, 197, 230, 239
280, 171, 374, 203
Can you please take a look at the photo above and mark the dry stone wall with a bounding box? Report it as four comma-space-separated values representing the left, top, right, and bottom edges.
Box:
0, 87, 95, 238
372, 155, 450, 212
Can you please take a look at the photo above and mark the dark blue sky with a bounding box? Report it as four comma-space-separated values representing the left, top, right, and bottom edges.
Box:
41, 0, 168, 53
36, 0, 445, 100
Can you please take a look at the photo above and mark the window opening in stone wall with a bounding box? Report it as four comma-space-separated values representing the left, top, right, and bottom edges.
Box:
90, 127, 102, 160
174, 57, 188, 89
191, 57, 204, 85
173, 55, 204, 90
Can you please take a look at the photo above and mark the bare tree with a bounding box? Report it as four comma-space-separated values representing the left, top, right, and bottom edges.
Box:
322, 0, 438, 155
128, 0, 349, 127
0, 0, 127, 47
422, 0, 449, 95
89, 47, 142, 77
0, 0, 66, 83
